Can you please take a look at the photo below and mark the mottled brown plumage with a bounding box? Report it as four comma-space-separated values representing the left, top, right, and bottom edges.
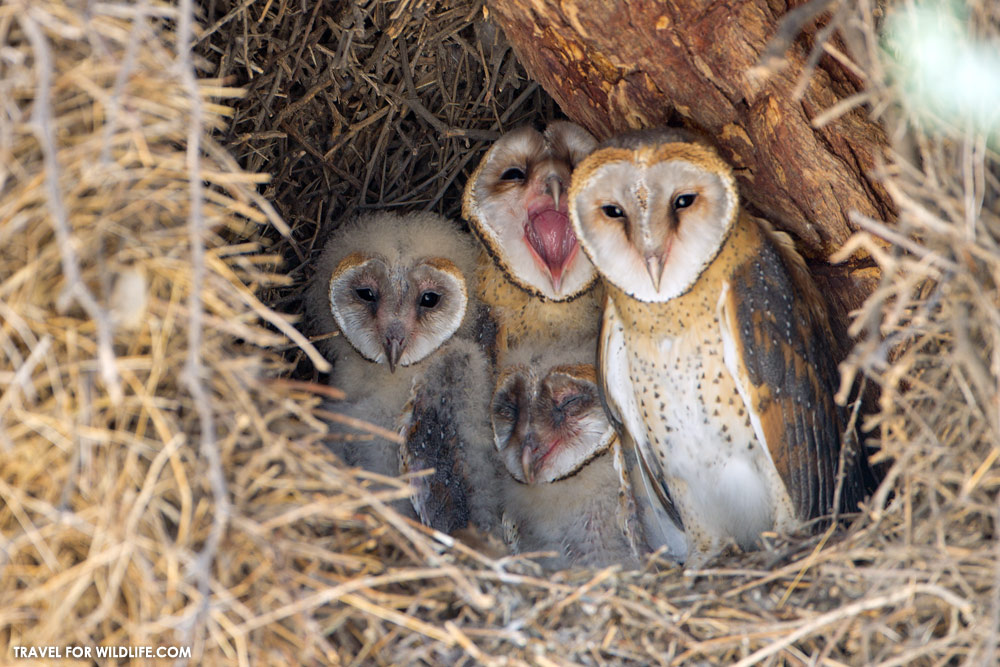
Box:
399, 338, 501, 536
474, 255, 603, 357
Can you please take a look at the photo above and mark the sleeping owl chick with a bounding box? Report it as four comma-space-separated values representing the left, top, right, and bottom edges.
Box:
569, 128, 874, 567
463, 121, 603, 359
491, 344, 642, 569
304, 211, 480, 481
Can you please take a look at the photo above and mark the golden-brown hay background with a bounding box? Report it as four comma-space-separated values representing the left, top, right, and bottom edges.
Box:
1, 0, 998, 664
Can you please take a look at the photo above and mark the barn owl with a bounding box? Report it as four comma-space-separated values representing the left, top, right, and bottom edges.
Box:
490, 344, 680, 568
463, 121, 603, 358
569, 129, 873, 566
304, 211, 478, 479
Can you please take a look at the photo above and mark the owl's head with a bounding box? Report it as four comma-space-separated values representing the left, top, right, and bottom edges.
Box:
464, 121, 599, 301
569, 129, 739, 303
491, 362, 614, 484
308, 212, 474, 371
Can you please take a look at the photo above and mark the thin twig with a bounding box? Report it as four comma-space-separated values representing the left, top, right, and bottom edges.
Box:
734, 584, 970, 667
99, 0, 150, 166
268, 377, 346, 400
175, 0, 230, 656
752, 0, 838, 76
315, 408, 404, 445
22, 8, 123, 406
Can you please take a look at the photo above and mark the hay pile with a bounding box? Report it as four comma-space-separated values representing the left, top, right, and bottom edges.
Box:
197, 0, 555, 335
1, 0, 998, 664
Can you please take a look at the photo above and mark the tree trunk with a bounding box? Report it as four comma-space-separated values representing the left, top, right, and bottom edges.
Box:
487, 0, 892, 327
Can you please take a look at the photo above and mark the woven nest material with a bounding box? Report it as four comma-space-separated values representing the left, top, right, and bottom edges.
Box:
1, 0, 999, 664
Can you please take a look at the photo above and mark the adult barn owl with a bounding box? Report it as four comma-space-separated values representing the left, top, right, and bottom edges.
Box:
569, 129, 872, 565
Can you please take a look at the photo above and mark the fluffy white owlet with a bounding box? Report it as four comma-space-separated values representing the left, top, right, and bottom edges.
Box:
490, 343, 651, 569
304, 212, 492, 525
463, 121, 603, 359
569, 129, 873, 566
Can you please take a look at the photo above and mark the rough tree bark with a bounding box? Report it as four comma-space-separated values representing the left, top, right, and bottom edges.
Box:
487, 0, 892, 327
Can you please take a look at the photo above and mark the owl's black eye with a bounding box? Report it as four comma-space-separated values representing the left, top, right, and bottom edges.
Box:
354, 287, 377, 303
419, 291, 441, 308
673, 193, 697, 210
500, 167, 526, 181
601, 204, 625, 219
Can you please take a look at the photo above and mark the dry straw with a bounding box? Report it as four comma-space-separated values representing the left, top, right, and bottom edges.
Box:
1, 0, 998, 664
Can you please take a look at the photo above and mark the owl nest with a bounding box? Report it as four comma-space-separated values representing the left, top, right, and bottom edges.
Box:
2, 0, 998, 664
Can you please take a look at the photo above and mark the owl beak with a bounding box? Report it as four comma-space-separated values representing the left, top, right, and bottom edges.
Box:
523, 166, 577, 296
545, 175, 561, 210
385, 337, 403, 372
521, 442, 536, 484
382, 321, 407, 372
550, 269, 563, 294
644, 253, 663, 292
546, 177, 564, 295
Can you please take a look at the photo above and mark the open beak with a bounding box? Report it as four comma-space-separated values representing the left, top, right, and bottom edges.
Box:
546, 176, 565, 294
550, 266, 563, 294
524, 173, 578, 296
546, 175, 561, 210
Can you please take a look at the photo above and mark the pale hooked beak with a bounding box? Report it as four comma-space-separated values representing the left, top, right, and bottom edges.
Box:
645, 254, 663, 292
551, 271, 563, 294
545, 174, 561, 210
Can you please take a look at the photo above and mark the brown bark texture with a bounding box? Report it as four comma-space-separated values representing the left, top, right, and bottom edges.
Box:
488, 0, 893, 324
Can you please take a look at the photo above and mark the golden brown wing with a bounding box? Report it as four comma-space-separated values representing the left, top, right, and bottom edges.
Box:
720, 220, 870, 520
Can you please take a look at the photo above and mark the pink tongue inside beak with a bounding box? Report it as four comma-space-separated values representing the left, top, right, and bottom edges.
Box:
524, 209, 578, 287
